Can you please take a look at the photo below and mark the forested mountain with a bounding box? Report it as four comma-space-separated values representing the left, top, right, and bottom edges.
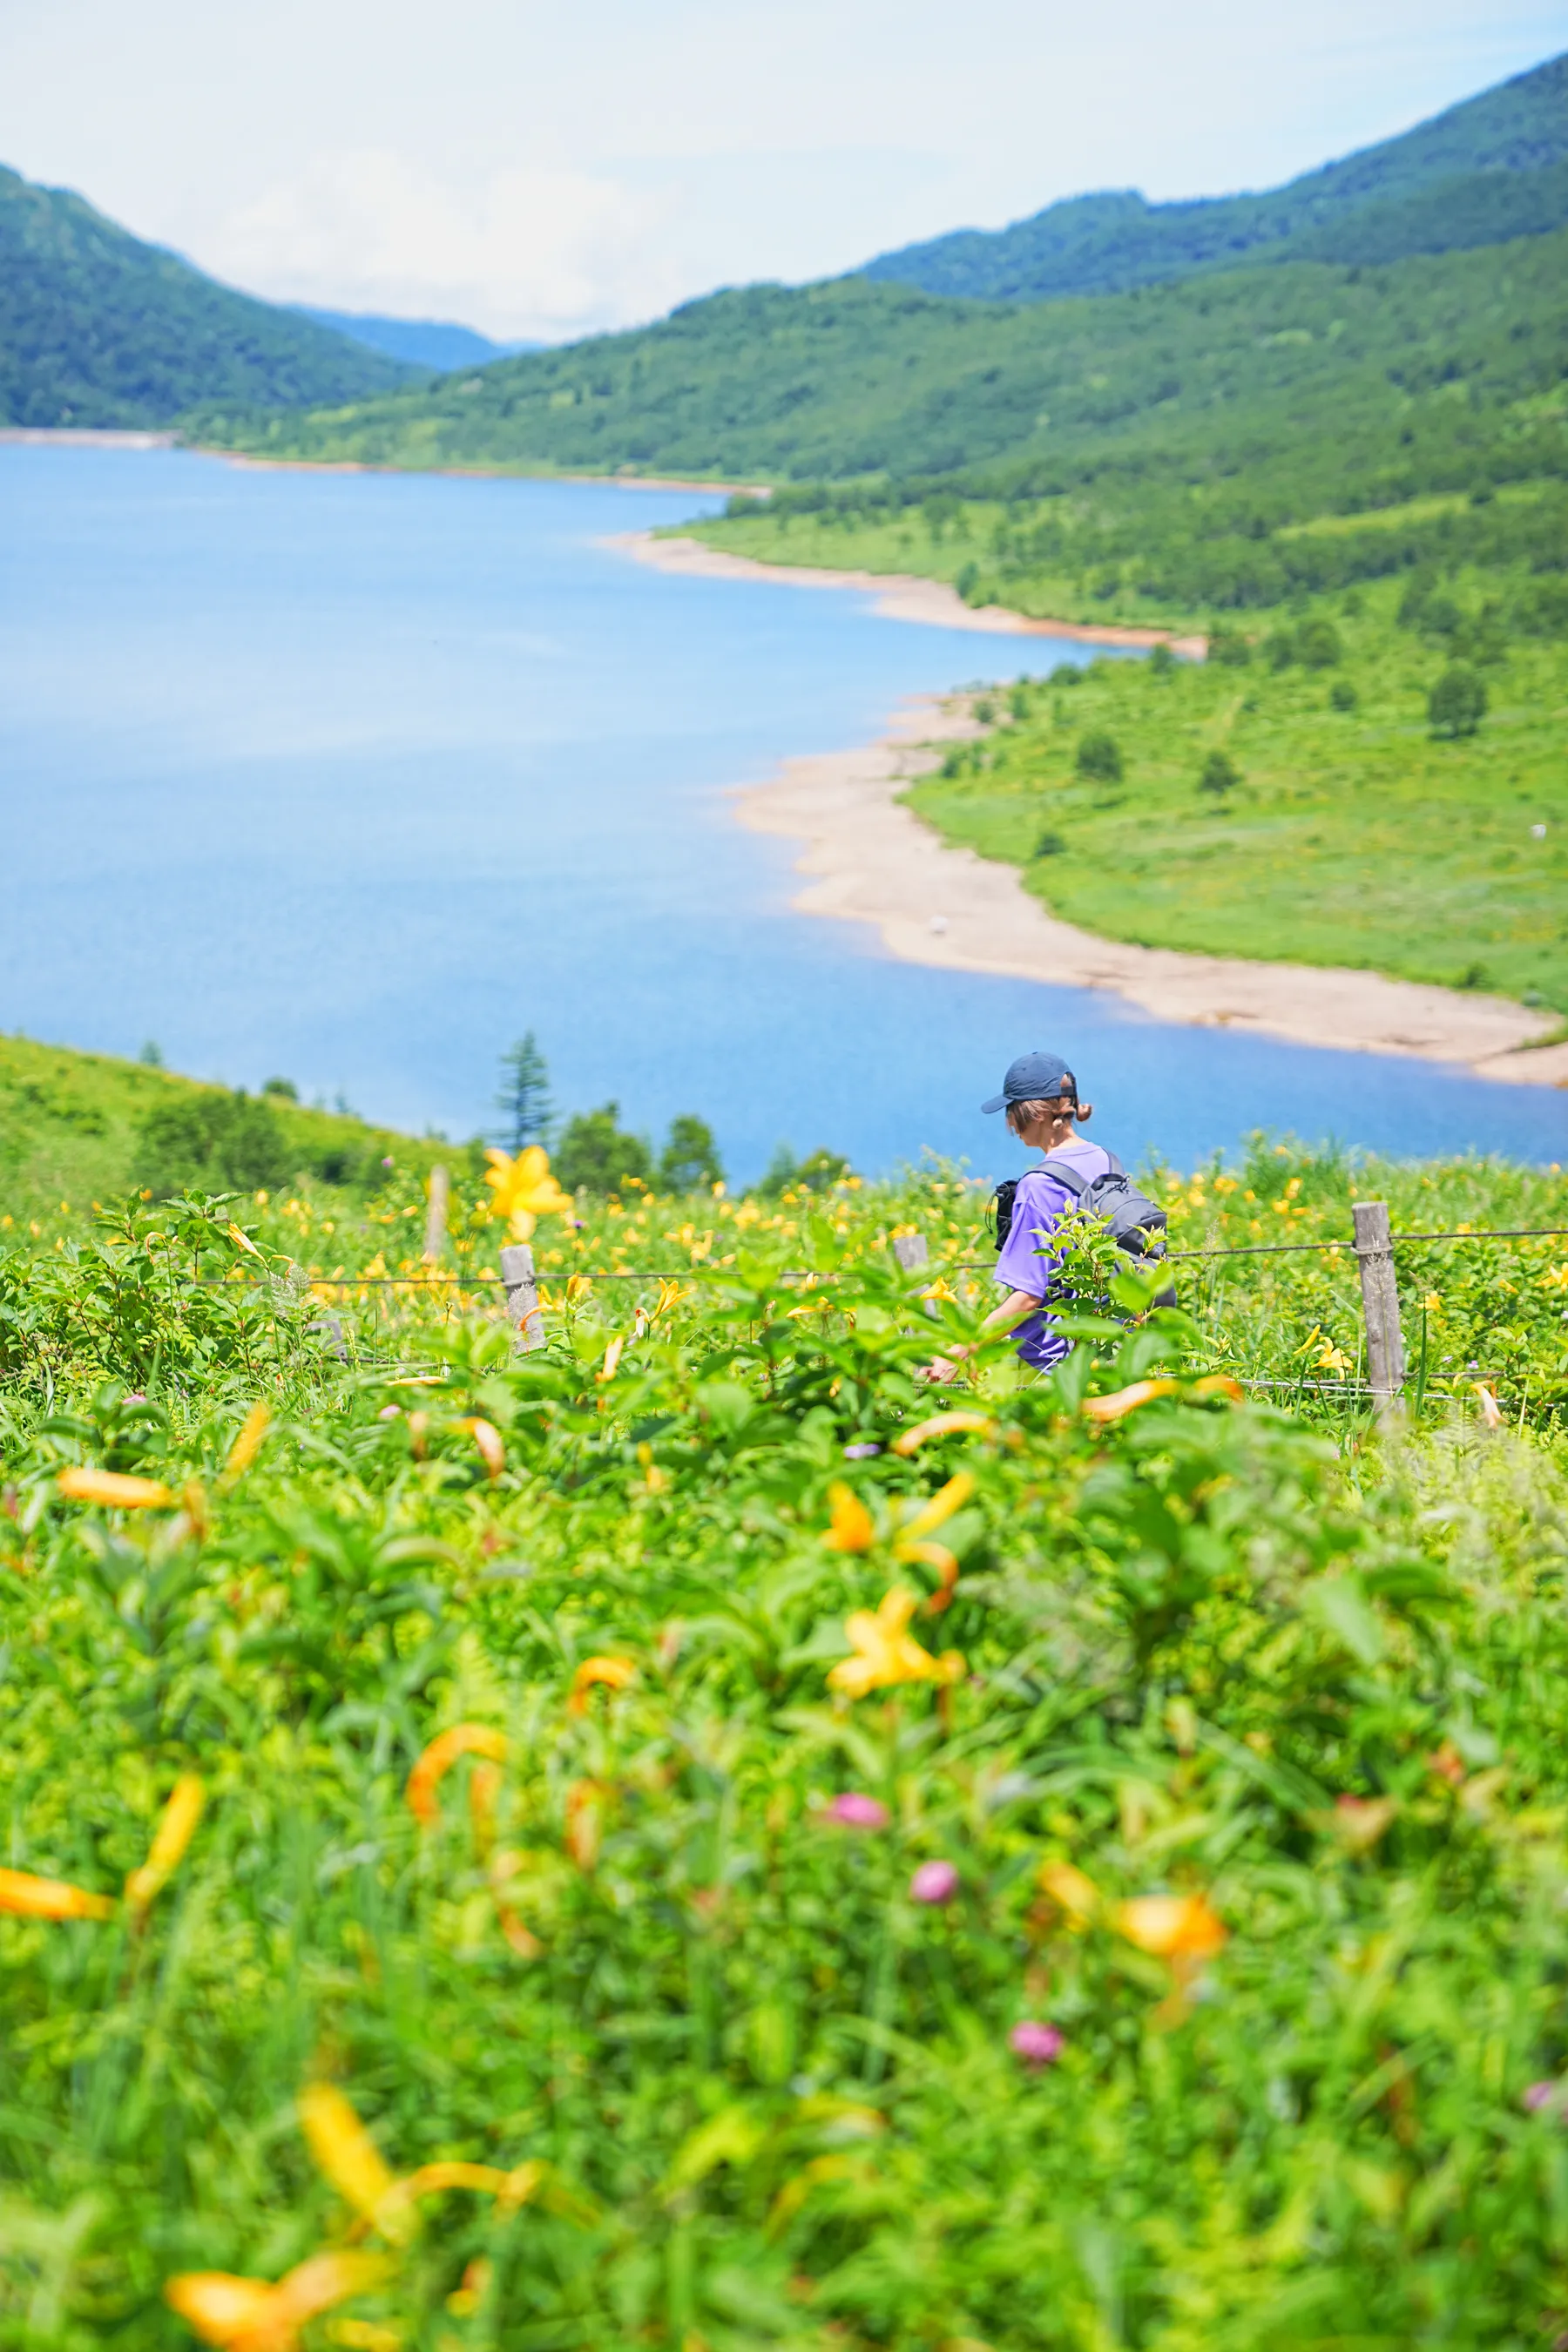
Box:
291, 308, 540, 371
191, 226, 1568, 512
0, 166, 414, 428
862, 51, 1568, 301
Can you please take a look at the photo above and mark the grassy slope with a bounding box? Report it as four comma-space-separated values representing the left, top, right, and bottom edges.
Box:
0, 165, 413, 429
0, 1034, 444, 1230
896, 575, 1568, 1012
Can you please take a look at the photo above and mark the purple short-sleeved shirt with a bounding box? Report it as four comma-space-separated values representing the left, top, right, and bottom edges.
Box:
995, 1139, 1113, 1369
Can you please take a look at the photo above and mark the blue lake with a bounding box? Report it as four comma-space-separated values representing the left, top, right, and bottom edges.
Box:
3, 444, 1565, 1181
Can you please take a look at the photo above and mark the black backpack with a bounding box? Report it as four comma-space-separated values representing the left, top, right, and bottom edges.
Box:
991, 1150, 1168, 1264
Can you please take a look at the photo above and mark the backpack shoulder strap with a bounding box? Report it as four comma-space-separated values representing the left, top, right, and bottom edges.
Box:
1036, 1152, 1091, 1198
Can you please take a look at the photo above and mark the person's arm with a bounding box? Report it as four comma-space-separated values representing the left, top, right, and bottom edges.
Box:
919, 1286, 1044, 1383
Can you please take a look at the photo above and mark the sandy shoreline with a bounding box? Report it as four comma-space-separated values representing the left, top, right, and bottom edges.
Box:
619, 531, 1210, 653
733, 693, 1568, 1088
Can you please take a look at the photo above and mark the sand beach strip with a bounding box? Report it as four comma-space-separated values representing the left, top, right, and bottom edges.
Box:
618, 531, 1208, 653
733, 694, 1568, 1088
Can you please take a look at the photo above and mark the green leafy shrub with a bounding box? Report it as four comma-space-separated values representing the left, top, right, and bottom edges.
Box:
136, 1087, 289, 1199
1429, 662, 1488, 737
659, 1114, 725, 1193
1075, 728, 1124, 783
1199, 749, 1241, 794
552, 1101, 653, 1194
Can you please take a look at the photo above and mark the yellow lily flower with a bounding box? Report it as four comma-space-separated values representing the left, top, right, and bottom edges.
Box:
483, 1146, 573, 1241
405, 1724, 510, 1827
1116, 1892, 1227, 1960
224, 1402, 272, 1479
125, 1774, 205, 1916
891, 1410, 993, 1456
299, 2085, 404, 2239
57, 1465, 174, 1509
895, 1470, 974, 1545
567, 1656, 636, 1714
823, 1483, 875, 1553
166, 2252, 393, 2352
457, 1416, 505, 1479
0, 1866, 114, 1922
827, 1586, 964, 1700
1037, 1859, 1099, 1930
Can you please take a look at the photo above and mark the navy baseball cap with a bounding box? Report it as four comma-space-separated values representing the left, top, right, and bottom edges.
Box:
981, 1051, 1078, 1115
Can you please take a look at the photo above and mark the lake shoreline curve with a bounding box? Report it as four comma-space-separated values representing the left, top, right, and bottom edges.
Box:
618, 531, 1209, 652
731, 693, 1568, 1089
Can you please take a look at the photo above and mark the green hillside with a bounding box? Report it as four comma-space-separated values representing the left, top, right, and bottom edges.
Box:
0, 165, 414, 427
906, 574, 1568, 1015
862, 51, 1568, 301
187, 233, 1568, 538
0, 1033, 445, 1229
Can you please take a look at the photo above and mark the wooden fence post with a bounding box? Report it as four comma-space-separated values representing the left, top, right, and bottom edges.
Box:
1352, 1200, 1406, 1423
500, 1242, 546, 1352
893, 1232, 929, 1272
422, 1165, 449, 1264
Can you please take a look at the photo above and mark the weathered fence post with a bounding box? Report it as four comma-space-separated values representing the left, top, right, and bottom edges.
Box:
500, 1241, 546, 1353
893, 1232, 929, 1272
422, 1164, 449, 1264
1352, 1200, 1406, 1423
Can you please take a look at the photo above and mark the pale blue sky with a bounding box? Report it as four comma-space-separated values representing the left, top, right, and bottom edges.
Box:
2, 0, 1564, 339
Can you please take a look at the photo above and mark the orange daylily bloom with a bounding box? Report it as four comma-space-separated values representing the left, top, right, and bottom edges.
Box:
57, 1465, 174, 1509
226, 1222, 266, 1261
823, 1483, 875, 1553
406, 1724, 510, 1827
567, 1656, 636, 1713
298, 2085, 406, 2240
1116, 1892, 1228, 1960
1083, 1380, 1179, 1424
224, 1402, 272, 1479
483, 1146, 573, 1241
1191, 1375, 1244, 1402
598, 1336, 625, 1382
891, 1411, 994, 1456
125, 1774, 205, 1915
456, 1417, 504, 1479
1473, 1382, 1504, 1429
166, 2252, 392, 2352
0, 1867, 113, 1922
1314, 1794, 1400, 1854
896, 1470, 974, 1543
564, 1779, 608, 1871
827, 1586, 964, 1700
375, 2159, 544, 2230
1037, 1859, 1100, 1930
896, 1538, 959, 1611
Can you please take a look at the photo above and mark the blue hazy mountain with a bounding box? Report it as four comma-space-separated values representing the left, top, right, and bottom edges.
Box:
291, 308, 542, 372
862, 50, 1568, 302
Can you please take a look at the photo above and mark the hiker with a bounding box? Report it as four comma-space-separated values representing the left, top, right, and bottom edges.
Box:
920, 1049, 1166, 1382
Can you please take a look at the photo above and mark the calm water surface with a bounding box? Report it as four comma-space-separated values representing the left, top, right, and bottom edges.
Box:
3, 446, 1564, 1179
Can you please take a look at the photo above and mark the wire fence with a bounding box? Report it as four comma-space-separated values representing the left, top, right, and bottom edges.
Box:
271, 1221, 1568, 1289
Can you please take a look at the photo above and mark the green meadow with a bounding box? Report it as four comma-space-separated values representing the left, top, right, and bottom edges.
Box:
896, 572, 1568, 1015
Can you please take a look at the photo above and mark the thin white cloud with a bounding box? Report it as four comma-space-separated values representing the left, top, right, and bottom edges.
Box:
207, 148, 676, 339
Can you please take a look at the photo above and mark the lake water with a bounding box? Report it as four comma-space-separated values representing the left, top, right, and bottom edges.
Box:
3, 444, 1564, 1181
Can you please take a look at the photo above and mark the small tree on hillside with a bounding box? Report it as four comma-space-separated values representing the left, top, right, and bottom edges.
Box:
1429, 665, 1487, 739
552, 1103, 652, 1196
495, 1033, 552, 1153
1199, 750, 1241, 795
1075, 730, 1124, 784
659, 1115, 725, 1194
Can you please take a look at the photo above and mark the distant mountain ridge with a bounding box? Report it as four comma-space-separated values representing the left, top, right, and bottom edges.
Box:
0, 166, 415, 427
862, 50, 1568, 301
290, 308, 542, 372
